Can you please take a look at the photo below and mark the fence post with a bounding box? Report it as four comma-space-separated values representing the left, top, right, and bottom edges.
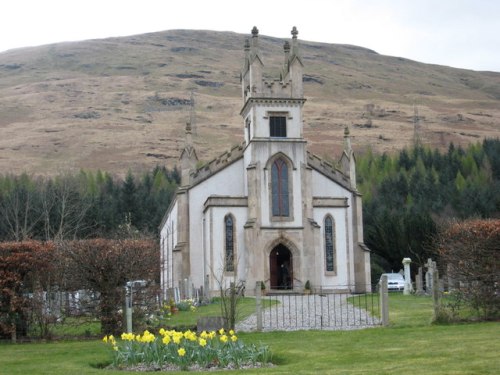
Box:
432, 268, 440, 318
379, 274, 389, 326
255, 281, 262, 332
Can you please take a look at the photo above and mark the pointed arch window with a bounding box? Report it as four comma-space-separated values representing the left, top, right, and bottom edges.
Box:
224, 215, 235, 272
324, 215, 335, 272
271, 158, 289, 217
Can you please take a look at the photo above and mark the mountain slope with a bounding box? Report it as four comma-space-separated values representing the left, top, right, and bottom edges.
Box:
0, 29, 499, 176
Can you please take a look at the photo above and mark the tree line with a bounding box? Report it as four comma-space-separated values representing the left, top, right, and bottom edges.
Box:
1, 139, 498, 338
0, 139, 498, 271
358, 139, 500, 279
0, 166, 179, 242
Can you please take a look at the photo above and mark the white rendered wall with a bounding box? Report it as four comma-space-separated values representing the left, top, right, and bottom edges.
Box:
203, 206, 248, 291
188, 159, 246, 288
311, 170, 355, 288
313, 207, 349, 287
160, 200, 178, 292
252, 104, 303, 139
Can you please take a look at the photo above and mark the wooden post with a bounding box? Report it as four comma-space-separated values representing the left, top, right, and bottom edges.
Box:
432, 268, 440, 318
255, 281, 262, 332
379, 274, 389, 326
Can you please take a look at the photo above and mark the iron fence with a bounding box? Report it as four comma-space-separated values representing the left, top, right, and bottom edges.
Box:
241, 286, 381, 331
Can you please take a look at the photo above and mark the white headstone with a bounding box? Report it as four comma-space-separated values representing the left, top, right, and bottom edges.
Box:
402, 258, 414, 295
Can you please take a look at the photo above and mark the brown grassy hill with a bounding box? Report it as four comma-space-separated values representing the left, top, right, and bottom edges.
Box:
1, 29, 499, 177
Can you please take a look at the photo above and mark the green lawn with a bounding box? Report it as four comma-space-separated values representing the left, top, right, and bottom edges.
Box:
162, 297, 278, 328
1, 294, 498, 374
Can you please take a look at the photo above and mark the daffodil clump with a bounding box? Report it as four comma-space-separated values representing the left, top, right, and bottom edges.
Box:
175, 298, 198, 312
102, 328, 271, 370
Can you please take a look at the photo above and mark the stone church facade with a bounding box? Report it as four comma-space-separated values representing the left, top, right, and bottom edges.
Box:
160, 27, 371, 297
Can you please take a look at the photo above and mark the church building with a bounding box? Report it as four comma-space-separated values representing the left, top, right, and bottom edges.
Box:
160, 27, 371, 296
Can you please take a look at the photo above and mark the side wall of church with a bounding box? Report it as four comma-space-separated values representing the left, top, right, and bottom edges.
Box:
188, 159, 246, 288
160, 200, 179, 295
203, 205, 248, 291
311, 170, 355, 289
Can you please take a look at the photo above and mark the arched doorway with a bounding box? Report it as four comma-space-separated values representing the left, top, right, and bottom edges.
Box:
269, 244, 293, 290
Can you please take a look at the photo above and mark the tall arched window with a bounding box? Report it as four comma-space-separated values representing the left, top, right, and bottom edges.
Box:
324, 216, 335, 272
224, 215, 235, 272
271, 158, 289, 217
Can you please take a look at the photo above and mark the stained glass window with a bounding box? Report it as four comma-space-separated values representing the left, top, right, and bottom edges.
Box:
325, 216, 335, 272
272, 158, 289, 216
225, 215, 234, 272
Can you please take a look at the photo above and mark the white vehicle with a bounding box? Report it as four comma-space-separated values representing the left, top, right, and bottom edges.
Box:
380, 273, 405, 291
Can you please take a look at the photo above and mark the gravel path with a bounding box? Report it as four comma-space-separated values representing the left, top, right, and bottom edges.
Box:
236, 294, 380, 332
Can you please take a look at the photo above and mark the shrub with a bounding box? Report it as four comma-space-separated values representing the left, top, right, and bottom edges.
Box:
437, 219, 499, 320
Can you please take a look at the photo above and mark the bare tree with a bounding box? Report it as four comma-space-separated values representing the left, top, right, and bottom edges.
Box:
41, 174, 94, 241
210, 255, 245, 330
0, 175, 44, 241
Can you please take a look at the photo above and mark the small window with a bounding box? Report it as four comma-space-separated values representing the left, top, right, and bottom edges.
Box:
270, 116, 287, 137
225, 215, 235, 272
325, 216, 335, 272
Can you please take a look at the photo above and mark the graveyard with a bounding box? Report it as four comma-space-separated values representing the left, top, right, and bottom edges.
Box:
0, 293, 499, 374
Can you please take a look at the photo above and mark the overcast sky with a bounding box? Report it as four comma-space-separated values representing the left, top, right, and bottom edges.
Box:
1, 0, 499, 72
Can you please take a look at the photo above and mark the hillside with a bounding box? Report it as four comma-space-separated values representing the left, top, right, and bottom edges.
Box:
1, 29, 499, 177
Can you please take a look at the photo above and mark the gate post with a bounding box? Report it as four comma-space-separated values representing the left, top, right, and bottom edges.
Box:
255, 281, 262, 332
379, 274, 389, 326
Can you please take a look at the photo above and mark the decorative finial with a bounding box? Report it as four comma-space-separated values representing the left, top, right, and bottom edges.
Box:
244, 38, 250, 51
252, 26, 259, 37
344, 126, 350, 136
291, 26, 298, 38
283, 41, 290, 52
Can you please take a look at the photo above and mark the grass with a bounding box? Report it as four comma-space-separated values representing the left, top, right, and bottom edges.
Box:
0, 294, 499, 374
162, 297, 278, 328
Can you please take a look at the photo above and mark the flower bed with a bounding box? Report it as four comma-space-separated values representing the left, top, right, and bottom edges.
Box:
103, 328, 272, 371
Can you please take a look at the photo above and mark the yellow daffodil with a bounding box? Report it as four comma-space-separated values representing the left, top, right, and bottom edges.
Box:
220, 334, 228, 343
178, 347, 186, 357
173, 332, 183, 344
229, 329, 235, 336
162, 335, 171, 345
199, 338, 207, 347
102, 335, 108, 343
231, 335, 238, 342
183, 330, 197, 341
218, 328, 225, 335
121, 332, 134, 341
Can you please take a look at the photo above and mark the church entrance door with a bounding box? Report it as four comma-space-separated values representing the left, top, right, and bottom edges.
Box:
269, 244, 293, 290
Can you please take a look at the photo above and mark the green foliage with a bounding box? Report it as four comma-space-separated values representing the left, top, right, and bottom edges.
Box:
360, 139, 500, 272
0, 166, 179, 241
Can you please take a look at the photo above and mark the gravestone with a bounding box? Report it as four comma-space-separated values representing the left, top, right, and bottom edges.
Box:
402, 258, 414, 295
415, 267, 424, 295
425, 258, 436, 293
